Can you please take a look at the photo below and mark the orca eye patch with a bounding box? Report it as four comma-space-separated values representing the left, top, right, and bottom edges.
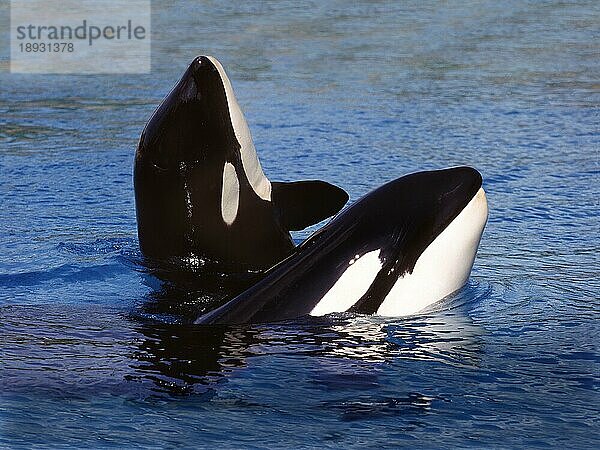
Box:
221, 162, 240, 225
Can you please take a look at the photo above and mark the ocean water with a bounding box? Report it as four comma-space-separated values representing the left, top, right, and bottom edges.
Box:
1, 1, 599, 448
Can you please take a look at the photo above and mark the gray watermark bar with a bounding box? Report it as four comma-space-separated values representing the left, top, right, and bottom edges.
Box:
10, 0, 151, 74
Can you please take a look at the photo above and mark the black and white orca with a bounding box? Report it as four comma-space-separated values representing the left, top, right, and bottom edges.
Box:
195, 167, 488, 324
134, 56, 348, 270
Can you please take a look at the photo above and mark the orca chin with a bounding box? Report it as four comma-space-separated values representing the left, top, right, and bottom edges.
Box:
134, 55, 348, 270
195, 166, 489, 325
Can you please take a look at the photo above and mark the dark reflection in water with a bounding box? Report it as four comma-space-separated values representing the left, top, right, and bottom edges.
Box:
129, 281, 486, 397
130, 324, 257, 395
133, 257, 266, 322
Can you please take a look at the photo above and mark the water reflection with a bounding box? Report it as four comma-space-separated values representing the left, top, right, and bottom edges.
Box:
131, 283, 486, 396
135, 265, 264, 323
130, 324, 259, 396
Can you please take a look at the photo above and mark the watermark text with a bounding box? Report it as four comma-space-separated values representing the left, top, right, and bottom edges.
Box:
10, 0, 151, 74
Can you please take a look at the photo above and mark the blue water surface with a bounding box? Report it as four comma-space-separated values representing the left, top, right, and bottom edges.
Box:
1, 1, 599, 448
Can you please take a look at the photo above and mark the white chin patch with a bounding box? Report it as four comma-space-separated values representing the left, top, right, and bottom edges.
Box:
310, 249, 382, 316
206, 56, 272, 202
221, 162, 240, 225
377, 188, 489, 317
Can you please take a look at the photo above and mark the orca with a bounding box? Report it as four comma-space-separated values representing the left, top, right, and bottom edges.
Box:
134, 56, 348, 270
195, 167, 488, 324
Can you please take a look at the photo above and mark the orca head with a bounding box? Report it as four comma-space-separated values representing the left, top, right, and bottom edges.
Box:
137, 55, 270, 199
309, 166, 488, 318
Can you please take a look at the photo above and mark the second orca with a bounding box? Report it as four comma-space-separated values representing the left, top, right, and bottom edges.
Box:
195, 167, 488, 324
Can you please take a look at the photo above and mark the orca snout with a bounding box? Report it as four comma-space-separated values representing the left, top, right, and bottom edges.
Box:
440, 166, 482, 196
181, 55, 220, 98
191, 55, 206, 72
168, 56, 219, 104
190, 55, 215, 74
175, 57, 207, 103
426, 166, 481, 212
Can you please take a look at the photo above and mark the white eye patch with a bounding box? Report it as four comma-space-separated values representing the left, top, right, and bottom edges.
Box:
221, 162, 240, 225
310, 249, 382, 316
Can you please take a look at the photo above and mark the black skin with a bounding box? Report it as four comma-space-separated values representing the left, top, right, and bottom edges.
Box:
195, 167, 483, 325
134, 56, 348, 271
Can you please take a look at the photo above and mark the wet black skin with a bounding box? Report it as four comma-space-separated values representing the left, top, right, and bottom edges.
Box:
134, 57, 347, 270
195, 167, 483, 325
